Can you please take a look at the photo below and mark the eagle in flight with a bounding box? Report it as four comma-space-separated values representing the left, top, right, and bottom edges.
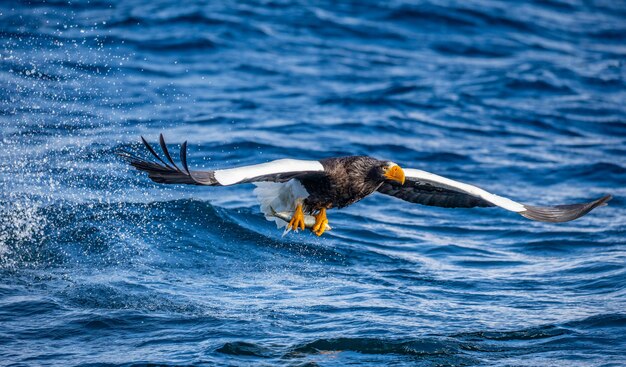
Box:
119, 134, 611, 236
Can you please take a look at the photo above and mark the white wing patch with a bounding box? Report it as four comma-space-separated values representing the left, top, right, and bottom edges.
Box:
213, 159, 324, 186
403, 168, 526, 212
254, 179, 310, 228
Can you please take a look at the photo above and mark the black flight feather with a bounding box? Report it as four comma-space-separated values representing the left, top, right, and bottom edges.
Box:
180, 141, 190, 175
141, 136, 171, 169
159, 133, 181, 172
520, 194, 612, 222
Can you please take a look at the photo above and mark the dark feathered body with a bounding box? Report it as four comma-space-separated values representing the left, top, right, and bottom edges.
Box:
299, 156, 385, 212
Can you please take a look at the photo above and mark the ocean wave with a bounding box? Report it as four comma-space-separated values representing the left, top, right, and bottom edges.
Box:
288, 337, 463, 357
209, 314, 626, 363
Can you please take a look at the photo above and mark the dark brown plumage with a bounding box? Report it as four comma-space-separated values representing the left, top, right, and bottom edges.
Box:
377, 179, 494, 208
300, 156, 390, 212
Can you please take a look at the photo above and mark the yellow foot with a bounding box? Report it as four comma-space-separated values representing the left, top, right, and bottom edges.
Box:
288, 203, 305, 231
312, 208, 329, 236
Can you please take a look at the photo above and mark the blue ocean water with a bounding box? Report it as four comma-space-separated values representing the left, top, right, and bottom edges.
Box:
1, 0, 625, 365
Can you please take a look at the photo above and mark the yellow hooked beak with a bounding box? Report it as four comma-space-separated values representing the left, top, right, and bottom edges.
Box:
384, 164, 405, 185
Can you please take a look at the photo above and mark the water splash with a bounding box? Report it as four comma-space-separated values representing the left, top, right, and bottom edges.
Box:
0, 196, 47, 270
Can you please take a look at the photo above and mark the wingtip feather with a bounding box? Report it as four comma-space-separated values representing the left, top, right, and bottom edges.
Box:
520, 194, 612, 223
180, 141, 190, 174
159, 134, 181, 171
141, 135, 171, 168
118, 134, 205, 185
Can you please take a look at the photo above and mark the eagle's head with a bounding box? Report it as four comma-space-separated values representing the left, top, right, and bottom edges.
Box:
369, 161, 405, 185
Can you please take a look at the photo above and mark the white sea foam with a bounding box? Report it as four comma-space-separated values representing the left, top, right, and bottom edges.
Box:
0, 198, 47, 269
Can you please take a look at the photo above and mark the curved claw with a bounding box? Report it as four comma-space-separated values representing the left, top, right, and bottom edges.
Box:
314, 219, 328, 236
312, 208, 328, 236
288, 203, 306, 231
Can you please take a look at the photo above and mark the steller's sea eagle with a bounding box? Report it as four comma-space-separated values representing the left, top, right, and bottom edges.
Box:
118, 134, 612, 236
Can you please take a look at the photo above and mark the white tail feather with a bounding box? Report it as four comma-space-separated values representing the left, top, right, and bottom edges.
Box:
253, 180, 309, 228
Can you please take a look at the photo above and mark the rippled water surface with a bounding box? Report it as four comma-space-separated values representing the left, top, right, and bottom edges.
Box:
1, 0, 625, 366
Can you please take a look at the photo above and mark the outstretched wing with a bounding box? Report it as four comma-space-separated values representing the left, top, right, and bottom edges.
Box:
377, 168, 612, 223
118, 134, 326, 186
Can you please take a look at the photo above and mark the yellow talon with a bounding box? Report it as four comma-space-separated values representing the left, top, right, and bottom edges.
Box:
288, 203, 305, 231
315, 219, 328, 236
313, 208, 328, 236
